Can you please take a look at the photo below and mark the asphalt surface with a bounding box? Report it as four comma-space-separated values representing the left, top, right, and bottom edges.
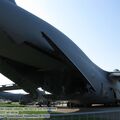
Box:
56, 106, 120, 113
55, 107, 120, 120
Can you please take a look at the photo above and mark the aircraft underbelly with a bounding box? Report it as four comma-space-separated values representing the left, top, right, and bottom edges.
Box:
0, 31, 63, 69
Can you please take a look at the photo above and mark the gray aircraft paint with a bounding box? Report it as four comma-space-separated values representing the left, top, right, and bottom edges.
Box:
0, 0, 119, 105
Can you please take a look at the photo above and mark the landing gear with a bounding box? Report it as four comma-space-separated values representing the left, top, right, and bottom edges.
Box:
104, 102, 120, 107
85, 104, 92, 107
47, 101, 51, 107
67, 102, 91, 108
67, 102, 77, 108
79, 104, 91, 107
67, 102, 71, 108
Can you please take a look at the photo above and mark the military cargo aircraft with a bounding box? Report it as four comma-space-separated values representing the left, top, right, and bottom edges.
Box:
0, 0, 120, 107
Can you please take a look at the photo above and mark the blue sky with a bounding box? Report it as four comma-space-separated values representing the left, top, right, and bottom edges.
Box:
0, 0, 120, 90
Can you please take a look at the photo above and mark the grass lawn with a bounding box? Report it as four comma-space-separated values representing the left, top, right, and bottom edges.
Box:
0, 102, 108, 120
0, 102, 25, 107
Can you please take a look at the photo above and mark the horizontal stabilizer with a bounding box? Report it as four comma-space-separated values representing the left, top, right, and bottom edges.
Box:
109, 72, 120, 80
